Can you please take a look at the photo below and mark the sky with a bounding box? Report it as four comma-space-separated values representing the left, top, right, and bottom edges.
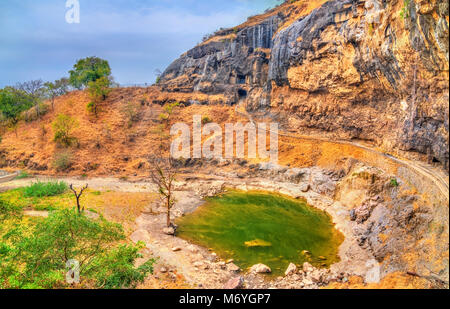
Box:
0, 0, 281, 87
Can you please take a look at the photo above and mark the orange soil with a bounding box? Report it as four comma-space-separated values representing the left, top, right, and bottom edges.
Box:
0, 86, 404, 179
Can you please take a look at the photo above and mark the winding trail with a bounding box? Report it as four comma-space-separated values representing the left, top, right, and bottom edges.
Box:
236, 103, 449, 203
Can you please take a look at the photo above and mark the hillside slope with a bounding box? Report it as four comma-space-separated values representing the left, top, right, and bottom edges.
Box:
0, 88, 245, 177
159, 0, 449, 171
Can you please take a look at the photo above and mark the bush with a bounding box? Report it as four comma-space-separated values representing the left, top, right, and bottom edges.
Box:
87, 76, 111, 116
390, 178, 399, 187
0, 208, 155, 289
91, 243, 156, 289
52, 114, 78, 146
0, 87, 34, 125
52, 151, 73, 171
201, 116, 212, 124
23, 181, 68, 198
400, 0, 411, 19
122, 101, 140, 128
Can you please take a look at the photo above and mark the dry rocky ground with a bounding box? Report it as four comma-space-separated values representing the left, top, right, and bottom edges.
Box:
3, 155, 445, 289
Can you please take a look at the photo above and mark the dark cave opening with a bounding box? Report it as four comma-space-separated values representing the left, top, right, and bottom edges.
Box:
238, 89, 247, 98
237, 74, 246, 85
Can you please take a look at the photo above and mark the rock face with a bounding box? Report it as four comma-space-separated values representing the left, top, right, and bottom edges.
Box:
159, 0, 449, 170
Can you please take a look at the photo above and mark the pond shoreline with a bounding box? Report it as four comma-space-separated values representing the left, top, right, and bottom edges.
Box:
130, 175, 375, 289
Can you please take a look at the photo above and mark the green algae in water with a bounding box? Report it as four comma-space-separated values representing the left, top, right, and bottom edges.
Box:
176, 190, 344, 276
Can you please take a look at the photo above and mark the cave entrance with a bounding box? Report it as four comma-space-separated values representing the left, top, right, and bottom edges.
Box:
238, 89, 247, 98
237, 74, 246, 85
432, 157, 441, 163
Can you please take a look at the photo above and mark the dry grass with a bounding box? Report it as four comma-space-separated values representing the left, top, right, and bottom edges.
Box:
0, 187, 156, 234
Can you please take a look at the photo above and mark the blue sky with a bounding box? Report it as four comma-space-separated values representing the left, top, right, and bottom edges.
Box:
0, 0, 280, 87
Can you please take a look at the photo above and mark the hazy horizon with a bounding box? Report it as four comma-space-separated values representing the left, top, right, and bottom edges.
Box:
0, 0, 280, 87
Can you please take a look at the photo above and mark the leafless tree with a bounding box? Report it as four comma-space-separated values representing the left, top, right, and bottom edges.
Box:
70, 184, 88, 214
148, 156, 178, 227
45, 78, 70, 110
16, 79, 45, 119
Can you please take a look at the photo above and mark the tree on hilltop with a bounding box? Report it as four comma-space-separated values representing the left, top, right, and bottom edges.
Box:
69, 57, 112, 90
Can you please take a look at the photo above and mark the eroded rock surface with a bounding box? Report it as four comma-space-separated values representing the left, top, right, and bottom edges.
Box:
159, 0, 449, 170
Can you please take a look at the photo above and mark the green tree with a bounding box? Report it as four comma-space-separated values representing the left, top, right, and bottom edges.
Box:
0, 208, 155, 289
0, 87, 34, 125
87, 76, 111, 117
52, 114, 79, 146
69, 57, 112, 90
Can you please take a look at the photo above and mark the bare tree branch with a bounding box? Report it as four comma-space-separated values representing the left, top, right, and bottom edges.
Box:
148, 156, 178, 228
70, 184, 89, 214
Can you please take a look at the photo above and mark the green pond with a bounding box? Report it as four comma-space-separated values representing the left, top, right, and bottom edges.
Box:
176, 190, 344, 276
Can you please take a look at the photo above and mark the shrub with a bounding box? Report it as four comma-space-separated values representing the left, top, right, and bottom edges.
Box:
52, 114, 78, 146
87, 76, 111, 117
23, 181, 68, 198
201, 116, 212, 124
158, 101, 179, 124
400, 0, 411, 19
122, 101, 140, 128
0, 87, 34, 125
52, 151, 73, 171
0, 208, 155, 289
390, 178, 399, 187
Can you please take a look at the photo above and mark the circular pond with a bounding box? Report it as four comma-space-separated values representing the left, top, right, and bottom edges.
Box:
176, 190, 344, 275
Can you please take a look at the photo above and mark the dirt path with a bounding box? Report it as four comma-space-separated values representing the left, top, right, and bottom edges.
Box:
0, 175, 155, 193
236, 104, 449, 203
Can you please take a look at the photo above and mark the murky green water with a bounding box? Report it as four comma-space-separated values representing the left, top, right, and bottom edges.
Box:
176, 190, 344, 275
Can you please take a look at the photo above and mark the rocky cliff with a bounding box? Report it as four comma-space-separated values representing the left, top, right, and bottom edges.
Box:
159, 0, 449, 171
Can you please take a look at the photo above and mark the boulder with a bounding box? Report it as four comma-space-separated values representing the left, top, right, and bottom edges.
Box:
163, 227, 175, 235
285, 263, 297, 276
299, 183, 310, 192
223, 277, 244, 289
227, 263, 241, 273
250, 263, 272, 274
310, 270, 323, 283
302, 262, 314, 273
159, 267, 168, 273
193, 261, 204, 268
